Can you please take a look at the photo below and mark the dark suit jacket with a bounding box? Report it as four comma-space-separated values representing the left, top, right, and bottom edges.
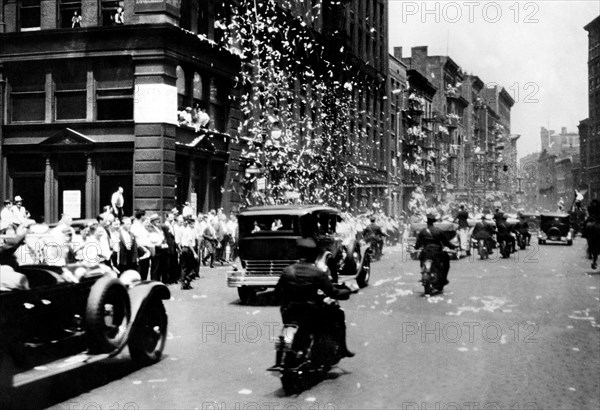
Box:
276, 261, 351, 309
118, 230, 138, 267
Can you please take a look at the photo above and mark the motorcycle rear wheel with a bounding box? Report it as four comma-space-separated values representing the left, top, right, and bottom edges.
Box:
281, 372, 304, 395
478, 242, 487, 259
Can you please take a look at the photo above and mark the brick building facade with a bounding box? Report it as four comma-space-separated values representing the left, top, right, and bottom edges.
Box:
583, 15, 600, 200
0, 0, 243, 222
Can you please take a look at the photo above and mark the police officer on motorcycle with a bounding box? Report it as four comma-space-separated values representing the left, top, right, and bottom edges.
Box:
414, 213, 457, 292
472, 214, 495, 254
362, 216, 387, 258
514, 213, 531, 247
496, 213, 517, 253
276, 238, 357, 358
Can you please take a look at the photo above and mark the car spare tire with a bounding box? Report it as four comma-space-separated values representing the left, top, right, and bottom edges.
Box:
85, 276, 131, 353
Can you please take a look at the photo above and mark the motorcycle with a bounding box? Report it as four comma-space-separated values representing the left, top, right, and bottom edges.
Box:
419, 248, 455, 295
497, 236, 511, 258
472, 238, 489, 259
268, 283, 359, 395
366, 238, 383, 261
516, 231, 527, 250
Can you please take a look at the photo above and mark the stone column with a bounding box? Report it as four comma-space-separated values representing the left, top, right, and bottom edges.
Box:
44, 156, 56, 222
85, 154, 95, 218
86, 70, 94, 121
41, 0, 57, 30
0, 65, 4, 200
45, 71, 53, 123
204, 161, 211, 213
133, 55, 178, 215
81, 0, 98, 27
4, 0, 17, 33
187, 157, 195, 204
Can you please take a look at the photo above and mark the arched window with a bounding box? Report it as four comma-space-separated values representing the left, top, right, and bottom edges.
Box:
209, 77, 227, 132
193, 72, 203, 105
176, 66, 186, 108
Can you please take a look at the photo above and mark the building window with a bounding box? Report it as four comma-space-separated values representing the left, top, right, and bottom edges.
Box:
176, 66, 187, 108
209, 78, 227, 132
60, 0, 82, 28
180, 0, 192, 30
9, 66, 45, 122
55, 62, 87, 120
198, 0, 210, 36
193, 72, 204, 106
20, 0, 41, 31
95, 61, 133, 120
101, 0, 122, 26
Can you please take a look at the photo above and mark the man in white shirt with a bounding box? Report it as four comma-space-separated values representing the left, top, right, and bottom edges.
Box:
182, 201, 194, 217
226, 213, 238, 262
11, 196, 28, 225
111, 187, 125, 221
0, 199, 14, 231
179, 216, 198, 289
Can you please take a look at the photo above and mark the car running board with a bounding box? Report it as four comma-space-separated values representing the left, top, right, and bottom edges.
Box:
12, 351, 110, 389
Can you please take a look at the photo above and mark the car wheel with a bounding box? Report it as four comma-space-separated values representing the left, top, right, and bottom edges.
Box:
238, 287, 256, 305
85, 276, 131, 353
357, 254, 371, 288
129, 299, 167, 366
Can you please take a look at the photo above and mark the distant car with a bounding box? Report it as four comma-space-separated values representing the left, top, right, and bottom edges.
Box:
538, 213, 573, 245
227, 205, 371, 304
0, 249, 170, 403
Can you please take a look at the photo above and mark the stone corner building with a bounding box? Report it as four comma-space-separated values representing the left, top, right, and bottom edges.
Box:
0, 0, 241, 222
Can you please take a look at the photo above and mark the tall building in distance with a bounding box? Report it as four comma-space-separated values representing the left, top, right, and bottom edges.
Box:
399, 46, 468, 202
583, 14, 600, 200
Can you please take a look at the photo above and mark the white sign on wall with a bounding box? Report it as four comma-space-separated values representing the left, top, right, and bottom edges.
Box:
257, 177, 266, 191
63, 190, 81, 219
190, 192, 198, 214
134, 83, 178, 125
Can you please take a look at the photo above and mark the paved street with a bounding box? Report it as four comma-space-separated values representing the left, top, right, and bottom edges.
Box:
32, 238, 600, 409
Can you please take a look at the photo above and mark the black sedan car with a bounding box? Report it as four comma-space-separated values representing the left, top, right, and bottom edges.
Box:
0, 232, 170, 406
227, 205, 371, 304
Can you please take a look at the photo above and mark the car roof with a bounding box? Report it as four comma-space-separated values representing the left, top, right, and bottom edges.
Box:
540, 213, 570, 218
238, 205, 340, 217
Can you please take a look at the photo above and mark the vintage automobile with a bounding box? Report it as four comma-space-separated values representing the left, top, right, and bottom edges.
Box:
227, 205, 371, 304
0, 232, 170, 404
538, 213, 573, 245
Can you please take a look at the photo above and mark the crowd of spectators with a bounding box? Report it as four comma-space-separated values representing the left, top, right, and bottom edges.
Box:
177, 105, 210, 131
0, 202, 239, 291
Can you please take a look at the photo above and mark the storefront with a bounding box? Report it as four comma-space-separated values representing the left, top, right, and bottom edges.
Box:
2, 128, 133, 222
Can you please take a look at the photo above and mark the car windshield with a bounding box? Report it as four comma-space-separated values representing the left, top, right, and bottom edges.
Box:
238, 215, 299, 237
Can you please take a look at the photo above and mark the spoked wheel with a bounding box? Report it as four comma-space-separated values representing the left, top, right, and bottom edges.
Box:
86, 277, 131, 353
129, 299, 168, 366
